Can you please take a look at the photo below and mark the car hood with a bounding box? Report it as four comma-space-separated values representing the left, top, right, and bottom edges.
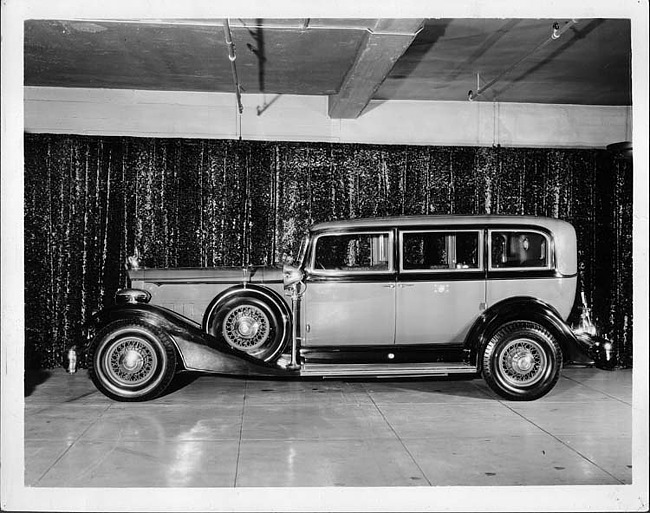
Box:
129, 265, 284, 285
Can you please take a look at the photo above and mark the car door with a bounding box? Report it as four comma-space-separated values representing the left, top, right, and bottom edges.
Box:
395, 229, 486, 345
302, 230, 396, 346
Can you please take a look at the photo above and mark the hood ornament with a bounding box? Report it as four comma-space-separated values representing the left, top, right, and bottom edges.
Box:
126, 249, 141, 271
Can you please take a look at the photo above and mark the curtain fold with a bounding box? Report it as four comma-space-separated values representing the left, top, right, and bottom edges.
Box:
24, 134, 633, 369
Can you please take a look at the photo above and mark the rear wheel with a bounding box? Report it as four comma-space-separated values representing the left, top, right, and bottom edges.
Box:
88, 319, 177, 401
482, 321, 562, 401
207, 296, 286, 362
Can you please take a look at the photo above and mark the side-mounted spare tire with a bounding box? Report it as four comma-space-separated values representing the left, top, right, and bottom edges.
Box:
205, 293, 288, 363
482, 320, 562, 401
88, 319, 178, 401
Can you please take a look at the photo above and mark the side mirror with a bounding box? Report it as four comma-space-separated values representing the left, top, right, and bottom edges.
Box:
283, 264, 304, 289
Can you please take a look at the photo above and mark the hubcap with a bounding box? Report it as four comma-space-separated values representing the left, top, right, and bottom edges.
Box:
223, 305, 270, 351
236, 318, 260, 339
121, 349, 144, 372
498, 338, 547, 387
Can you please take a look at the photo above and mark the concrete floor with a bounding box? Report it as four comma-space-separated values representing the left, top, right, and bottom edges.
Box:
24, 366, 632, 487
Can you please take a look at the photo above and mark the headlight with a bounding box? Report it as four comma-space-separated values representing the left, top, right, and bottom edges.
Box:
283, 264, 304, 288
115, 288, 151, 304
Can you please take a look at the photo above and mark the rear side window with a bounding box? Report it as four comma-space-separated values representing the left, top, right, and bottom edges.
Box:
490, 231, 550, 269
401, 231, 481, 271
313, 232, 392, 272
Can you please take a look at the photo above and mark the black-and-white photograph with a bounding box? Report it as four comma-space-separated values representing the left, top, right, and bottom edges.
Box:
2, 1, 648, 511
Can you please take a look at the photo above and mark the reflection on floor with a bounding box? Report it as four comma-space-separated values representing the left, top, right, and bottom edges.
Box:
24, 367, 632, 487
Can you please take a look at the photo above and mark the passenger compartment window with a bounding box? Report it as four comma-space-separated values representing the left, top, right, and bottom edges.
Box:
401, 231, 480, 271
490, 231, 549, 269
313, 232, 391, 272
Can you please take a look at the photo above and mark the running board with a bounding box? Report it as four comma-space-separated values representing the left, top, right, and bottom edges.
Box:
300, 362, 477, 378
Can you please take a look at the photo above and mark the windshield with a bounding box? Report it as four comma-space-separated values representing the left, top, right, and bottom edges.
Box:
296, 234, 310, 266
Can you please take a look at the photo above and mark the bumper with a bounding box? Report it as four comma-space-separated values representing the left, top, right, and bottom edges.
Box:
573, 333, 617, 369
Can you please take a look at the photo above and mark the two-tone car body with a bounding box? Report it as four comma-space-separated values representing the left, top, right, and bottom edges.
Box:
86, 215, 614, 401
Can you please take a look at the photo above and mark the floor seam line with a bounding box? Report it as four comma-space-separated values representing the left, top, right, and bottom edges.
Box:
500, 401, 625, 485
562, 374, 631, 406
233, 380, 247, 487
366, 389, 433, 487
32, 403, 113, 485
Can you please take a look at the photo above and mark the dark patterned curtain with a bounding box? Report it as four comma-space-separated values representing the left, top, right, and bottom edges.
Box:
24, 135, 633, 369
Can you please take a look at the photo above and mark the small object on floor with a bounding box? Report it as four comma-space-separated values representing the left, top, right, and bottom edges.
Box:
67, 346, 77, 374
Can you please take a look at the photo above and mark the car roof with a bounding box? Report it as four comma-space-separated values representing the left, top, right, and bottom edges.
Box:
309, 215, 573, 233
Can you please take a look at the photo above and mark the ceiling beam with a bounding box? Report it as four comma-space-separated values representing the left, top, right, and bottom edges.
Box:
328, 19, 425, 119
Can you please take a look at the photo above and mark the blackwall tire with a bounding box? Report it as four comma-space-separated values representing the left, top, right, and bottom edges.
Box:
482, 321, 562, 401
88, 319, 177, 402
207, 296, 286, 362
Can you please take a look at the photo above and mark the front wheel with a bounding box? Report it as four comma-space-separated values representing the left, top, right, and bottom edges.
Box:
482, 321, 562, 401
88, 320, 177, 401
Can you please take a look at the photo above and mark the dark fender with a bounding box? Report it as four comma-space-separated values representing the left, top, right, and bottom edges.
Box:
463, 296, 592, 371
87, 303, 294, 377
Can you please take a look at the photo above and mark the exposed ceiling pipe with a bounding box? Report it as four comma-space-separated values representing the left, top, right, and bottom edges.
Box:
468, 19, 578, 101
222, 18, 243, 114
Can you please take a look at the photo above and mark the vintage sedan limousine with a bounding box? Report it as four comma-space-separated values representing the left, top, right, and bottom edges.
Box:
87, 215, 613, 401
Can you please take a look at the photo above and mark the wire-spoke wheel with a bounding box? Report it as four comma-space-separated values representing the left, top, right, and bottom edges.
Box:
207, 295, 287, 362
89, 320, 177, 401
222, 304, 271, 351
482, 321, 562, 401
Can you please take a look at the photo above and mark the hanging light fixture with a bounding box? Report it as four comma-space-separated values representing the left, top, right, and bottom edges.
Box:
468, 19, 579, 101
606, 141, 633, 160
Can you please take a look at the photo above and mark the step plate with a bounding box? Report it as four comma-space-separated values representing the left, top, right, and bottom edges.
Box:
300, 362, 477, 378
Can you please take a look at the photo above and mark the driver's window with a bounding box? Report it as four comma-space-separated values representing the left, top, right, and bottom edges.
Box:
313, 232, 391, 272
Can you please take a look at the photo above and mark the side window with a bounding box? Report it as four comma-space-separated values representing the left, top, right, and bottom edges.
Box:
313, 232, 391, 272
401, 231, 480, 271
490, 231, 549, 269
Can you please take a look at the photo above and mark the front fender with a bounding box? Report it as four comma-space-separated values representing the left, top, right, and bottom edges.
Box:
464, 296, 590, 371
87, 303, 293, 377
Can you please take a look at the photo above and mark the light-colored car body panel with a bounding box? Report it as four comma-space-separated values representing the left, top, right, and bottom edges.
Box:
396, 279, 485, 344
304, 282, 396, 346
487, 276, 577, 320
130, 266, 287, 325
127, 215, 578, 343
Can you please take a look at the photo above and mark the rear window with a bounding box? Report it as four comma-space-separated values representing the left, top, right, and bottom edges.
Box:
490, 231, 550, 269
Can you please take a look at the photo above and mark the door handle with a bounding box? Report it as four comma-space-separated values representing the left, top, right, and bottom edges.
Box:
382, 284, 395, 288
398, 284, 414, 288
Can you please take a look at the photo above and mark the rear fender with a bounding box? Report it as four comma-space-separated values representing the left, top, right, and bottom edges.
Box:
88, 303, 291, 377
464, 296, 587, 371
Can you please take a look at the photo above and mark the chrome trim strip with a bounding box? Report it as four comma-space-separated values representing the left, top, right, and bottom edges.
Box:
147, 279, 283, 285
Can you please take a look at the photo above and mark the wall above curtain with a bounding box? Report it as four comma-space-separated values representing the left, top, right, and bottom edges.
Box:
24, 87, 632, 148
24, 134, 633, 369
